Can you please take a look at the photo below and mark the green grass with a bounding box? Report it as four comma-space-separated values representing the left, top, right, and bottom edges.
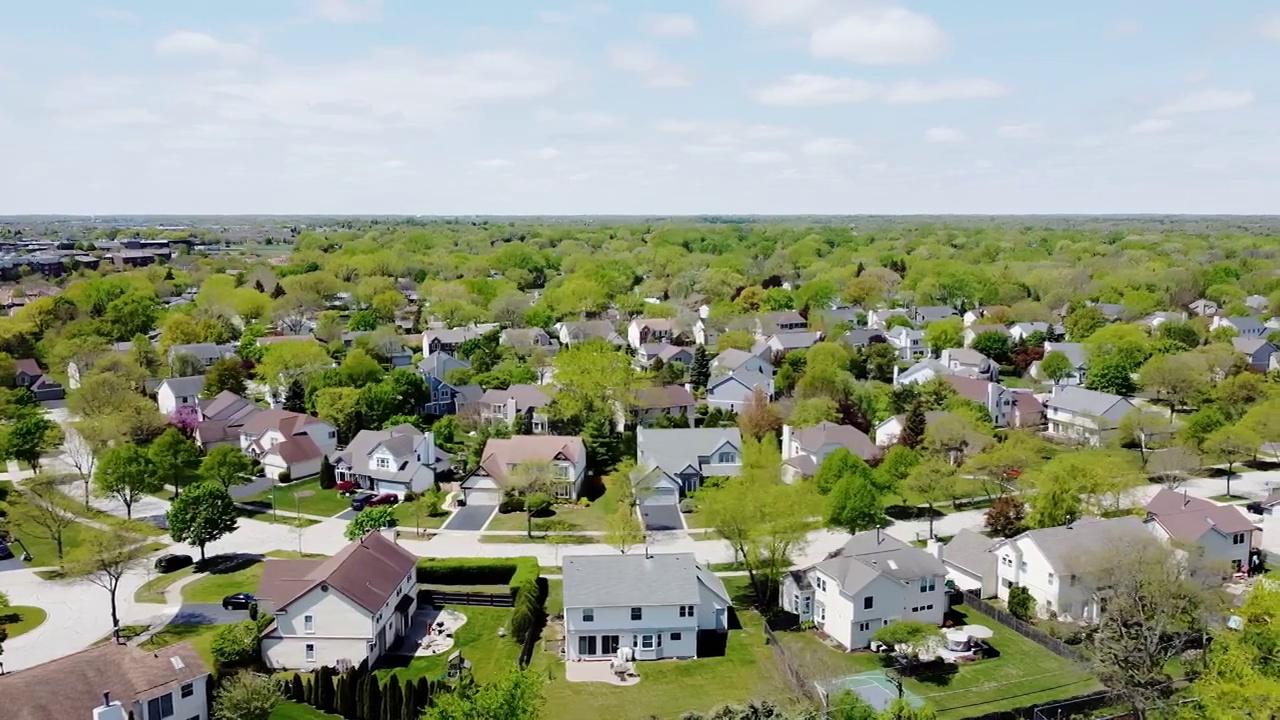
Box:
0, 605, 48, 639
180, 551, 328, 604
478, 534, 595, 545
1209, 494, 1249, 503
546, 578, 563, 614
376, 606, 521, 684
391, 500, 450, 534
0, 480, 115, 566
38, 482, 168, 537
135, 565, 197, 604
235, 505, 320, 527
238, 478, 352, 518
271, 700, 341, 719
140, 623, 221, 667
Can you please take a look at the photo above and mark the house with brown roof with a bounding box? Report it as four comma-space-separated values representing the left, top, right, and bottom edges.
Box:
474, 384, 552, 433
632, 385, 696, 428
194, 390, 263, 450
239, 408, 338, 480
943, 376, 1015, 427
258, 531, 419, 669
11, 357, 64, 401
1144, 488, 1260, 573
461, 435, 588, 503
781, 422, 880, 482
0, 641, 210, 720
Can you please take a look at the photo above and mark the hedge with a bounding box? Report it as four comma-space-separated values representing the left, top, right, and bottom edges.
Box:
414, 556, 540, 595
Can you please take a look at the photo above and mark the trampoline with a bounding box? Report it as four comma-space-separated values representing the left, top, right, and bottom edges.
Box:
816, 670, 926, 711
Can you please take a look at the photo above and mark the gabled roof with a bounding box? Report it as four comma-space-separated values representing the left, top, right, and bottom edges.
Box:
943, 348, 994, 368
1044, 385, 1132, 417
713, 348, 759, 370
559, 320, 619, 340
562, 552, 726, 608
999, 516, 1148, 576
1043, 342, 1087, 367
13, 358, 42, 376
1010, 321, 1049, 334
810, 531, 945, 595
265, 434, 324, 464
471, 435, 586, 486
240, 408, 325, 438
417, 351, 470, 379
791, 422, 879, 460
1144, 488, 1258, 543
1221, 316, 1265, 332
944, 376, 1003, 405
942, 529, 996, 577
159, 374, 206, 398
257, 531, 417, 615
767, 331, 823, 350
477, 383, 551, 410
758, 310, 807, 331
201, 390, 259, 421
1232, 337, 1276, 355
635, 385, 696, 409
637, 427, 742, 477
709, 368, 770, 393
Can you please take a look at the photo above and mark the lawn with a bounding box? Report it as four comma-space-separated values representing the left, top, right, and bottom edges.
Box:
236, 505, 320, 528
271, 700, 341, 719
239, 478, 351, 518
478, 533, 594, 545
0, 605, 48, 639
181, 551, 325, 603
135, 565, 197, 604
376, 606, 521, 684
140, 622, 221, 667
391, 499, 450, 534
1209, 494, 1249, 503
41, 483, 168, 537
0, 480, 114, 566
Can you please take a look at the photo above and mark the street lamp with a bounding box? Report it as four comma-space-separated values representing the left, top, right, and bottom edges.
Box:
293, 490, 315, 556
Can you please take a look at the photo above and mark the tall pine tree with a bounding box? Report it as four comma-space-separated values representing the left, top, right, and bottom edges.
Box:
364, 678, 382, 720
899, 402, 928, 449
690, 346, 711, 389
283, 378, 306, 413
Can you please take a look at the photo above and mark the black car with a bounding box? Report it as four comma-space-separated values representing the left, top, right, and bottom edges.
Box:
0, 540, 12, 560
350, 492, 377, 511
154, 553, 194, 573
222, 592, 256, 610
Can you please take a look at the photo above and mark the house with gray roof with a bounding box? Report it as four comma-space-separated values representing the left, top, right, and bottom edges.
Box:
1212, 315, 1267, 339
756, 331, 823, 357
420, 324, 496, 356
157, 375, 206, 417
781, 530, 947, 650
781, 422, 880, 482
1029, 341, 1089, 386
562, 552, 730, 661
634, 342, 694, 370
167, 342, 236, 369
932, 529, 997, 596
474, 384, 552, 433
633, 385, 696, 428
751, 310, 808, 339
555, 320, 625, 347
417, 351, 470, 415
194, 391, 263, 450
706, 368, 773, 413
841, 327, 889, 349
635, 427, 743, 503
912, 305, 958, 325
1043, 385, 1136, 445
331, 424, 449, 496
1245, 294, 1270, 313
500, 327, 560, 354
1231, 337, 1278, 372
710, 348, 773, 378
1189, 298, 1220, 317
886, 326, 926, 360
1009, 321, 1050, 344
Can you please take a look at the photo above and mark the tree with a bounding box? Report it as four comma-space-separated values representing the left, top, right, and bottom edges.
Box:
1030, 449, 1143, 521
0, 412, 62, 472
94, 443, 160, 520
899, 403, 927, 448
1156, 321, 1200, 351
15, 475, 79, 562
256, 340, 332, 390
904, 459, 955, 538
1007, 585, 1035, 621
1064, 305, 1106, 340
1180, 583, 1280, 719
983, 495, 1027, 538
1138, 353, 1207, 414
875, 444, 919, 499
167, 482, 239, 561
1204, 424, 1261, 496
62, 427, 98, 509
1117, 407, 1174, 469
210, 619, 262, 667
873, 620, 946, 658
923, 412, 991, 467
213, 672, 280, 720
826, 469, 886, 534
738, 387, 782, 439
716, 330, 755, 352
341, 348, 385, 388
103, 293, 160, 341
689, 346, 711, 390
603, 507, 645, 554
149, 427, 202, 497
549, 341, 638, 429
508, 460, 557, 538
1181, 406, 1227, 457
422, 669, 543, 720
63, 532, 149, 629
813, 448, 874, 496
1086, 354, 1138, 395
170, 352, 205, 379
314, 386, 362, 442
204, 358, 248, 398
1242, 400, 1280, 462
201, 445, 256, 489
970, 331, 1012, 364
923, 317, 963, 354
345, 506, 397, 541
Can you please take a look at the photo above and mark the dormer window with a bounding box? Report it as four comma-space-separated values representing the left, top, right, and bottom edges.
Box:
717, 451, 737, 464
376, 457, 391, 470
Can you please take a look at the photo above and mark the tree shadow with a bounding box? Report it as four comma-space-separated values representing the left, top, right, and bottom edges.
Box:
886, 504, 944, 521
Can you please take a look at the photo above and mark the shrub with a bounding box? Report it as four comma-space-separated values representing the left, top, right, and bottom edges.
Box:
403, 490, 419, 503
577, 498, 591, 508
500, 496, 525, 514
679, 498, 695, 513
247, 601, 259, 621
276, 470, 292, 484
525, 492, 552, 516
210, 620, 261, 666
1008, 585, 1036, 621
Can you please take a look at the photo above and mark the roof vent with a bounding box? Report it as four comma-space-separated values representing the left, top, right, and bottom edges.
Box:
170, 656, 185, 670
887, 559, 899, 571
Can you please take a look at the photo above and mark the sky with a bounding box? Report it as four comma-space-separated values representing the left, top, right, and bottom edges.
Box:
1, 0, 1279, 215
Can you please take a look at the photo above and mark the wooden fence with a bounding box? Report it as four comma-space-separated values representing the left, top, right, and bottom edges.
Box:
418, 589, 514, 608
960, 591, 1085, 662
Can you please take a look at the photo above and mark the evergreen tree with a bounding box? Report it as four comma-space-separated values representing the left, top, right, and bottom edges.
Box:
899, 402, 927, 449
383, 678, 402, 720
333, 676, 346, 717
365, 678, 382, 720
318, 666, 334, 712
415, 678, 434, 715
290, 675, 305, 702
826, 471, 886, 534
254, 279, 266, 293
689, 346, 711, 389
400, 680, 417, 720
271, 283, 286, 299
283, 378, 306, 413
319, 455, 336, 489
355, 676, 369, 720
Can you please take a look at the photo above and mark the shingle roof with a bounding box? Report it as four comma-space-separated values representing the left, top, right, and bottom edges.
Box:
267, 434, 323, 464
159, 374, 206, 398
473, 435, 585, 485
943, 348, 993, 368
562, 552, 725, 607
1223, 316, 1265, 332
709, 368, 770, 394
944, 376, 1001, 405
768, 331, 823, 350
417, 351, 470, 379
1144, 488, 1259, 542
812, 531, 946, 594
240, 408, 324, 438
758, 310, 807, 330
561, 320, 619, 340
635, 385, 696, 409
13, 358, 42, 376
637, 427, 742, 477
257, 531, 417, 615
1016, 516, 1148, 575
477, 383, 551, 410
1044, 385, 1130, 416
1043, 342, 1087, 367
334, 425, 435, 484
1232, 337, 1275, 355
791, 422, 879, 461
0, 642, 208, 720
713, 348, 757, 370
942, 529, 996, 577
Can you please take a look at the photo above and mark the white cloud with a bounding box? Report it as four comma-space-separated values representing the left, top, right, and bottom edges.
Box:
1129, 118, 1173, 135
732, 0, 948, 65
311, 0, 383, 23
476, 158, 513, 169
607, 45, 692, 88
997, 123, 1042, 139
739, 150, 791, 164
1154, 89, 1255, 116
1261, 15, 1280, 41
154, 31, 255, 62
534, 109, 623, 134
642, 13, 699, 38
924, 127, 965, 143
753, 74, 1006, 107
654, 119, 700, 134
1184, 69, 1210, 84
382, 159, 407, 168
801, 137, 861, 156
526, 146, 561, 160
58, 108, 165, 129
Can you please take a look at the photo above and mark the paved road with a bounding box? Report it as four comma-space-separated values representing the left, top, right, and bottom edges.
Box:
172, 603, 248, 625
441, 503, 497, 531
640, 504, 684, 532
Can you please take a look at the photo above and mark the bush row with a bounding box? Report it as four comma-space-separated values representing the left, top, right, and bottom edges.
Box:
414, 556, 540, 595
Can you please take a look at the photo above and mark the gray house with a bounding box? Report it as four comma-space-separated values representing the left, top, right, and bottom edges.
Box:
635, 427, 744, 501
418, 352, 471, 416
706, 369, 773, 412
330, 424, 450, 496
168, 342, 236, 369
1232, 337, 1278, 373
1043, 385, 1136, 445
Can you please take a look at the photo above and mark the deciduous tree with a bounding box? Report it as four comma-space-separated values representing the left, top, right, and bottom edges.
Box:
149, 427, 202, 497
93, 443, 160, 519
0, 412, 62, 472
1204, 424, 1261, 496
200, 445, 255, 489
344, 506, 397, 541
15, 475, 79, 562
167, 482, 239, 561
904, 459, 955, 538
1038, 350, 1074, 385
204, 358, 248, 397
63, 532, 150, 630
212, 672, 280, 720
738, 387, 782, 439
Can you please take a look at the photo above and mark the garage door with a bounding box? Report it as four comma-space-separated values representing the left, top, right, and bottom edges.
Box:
466, 488, 502, 505
375, 480, 403, 496
641, 486, 678, 506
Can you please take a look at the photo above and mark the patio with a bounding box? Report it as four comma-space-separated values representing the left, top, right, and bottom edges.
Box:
394, 606, 468, 657
565, 660, 641, 686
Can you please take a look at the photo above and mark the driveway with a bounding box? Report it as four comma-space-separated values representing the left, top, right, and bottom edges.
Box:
172, 603, 248, 626
640, 504, 684, 532
442, 503, 497, 531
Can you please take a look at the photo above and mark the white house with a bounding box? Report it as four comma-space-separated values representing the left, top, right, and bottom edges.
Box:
781, 422, 880, 482
894, 358, 949, 387
867, 308, 910, 330
240, 408, 338, 480
706, 370, 773, 412
1008, 322, 1049, 344
555, 320, 625, 346
627, 318, 687, 349
0, 641, 211, 720
1042, 385, 1136, 445
259, 532, 419, 669
886, 326, 926, 360
711, 348, 774, 377
562, 552, 730, 662
962, 324, 1010, 349
475, 384, 552, 432
944, 376, 1015, 427
781, 531, 947, 650
1144, 488, 1259, 573
156, 375, 205, 417
939, 347, 999, 382
461, 435, 588, 503
988, 516, 1149, 622
1211, 316, 1266, 339
635, 427, 742, 501
874, 410, 951, 446
931, 529, 997, 596
751, 311, 808, 339
693, 317, 724, 347
331, 424, 447, 496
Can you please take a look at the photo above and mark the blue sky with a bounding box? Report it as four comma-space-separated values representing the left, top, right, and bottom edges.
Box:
1, 0, 1277, 214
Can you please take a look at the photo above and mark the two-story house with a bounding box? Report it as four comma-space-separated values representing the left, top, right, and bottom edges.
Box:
692, 317, 724, 347
259, 531, 418, 669
1231, 337, 1278, 372
751, 311, 808, 340
627, 318, 688, 349
240, 409, 338, 480
1211, 315, 1267, 339
988, 516, 1149, 622
632, 385, 697, 428
1, 641, 210, 720
1140, 312, 1187, 332
417, 351, 471, 416
194, 390, 263, 451
962, 306, 1007, 327
562, 552, 730, 662
706, 369, 773, 412
939, 347, 999, 381
500, 328, 560, 354
12, 357, 64, 401
634, 343, 695, 371
167, 342, 236, 370
886, 326, 926, 361
866, 307, 910, 330
781, 422, 880, 482
1188, 298, 1220, 317
331, 424, 448, 496
461, 435, 588, 503
156, 375, 206, 417
962, 324, 1010, 349
634, 427, 742, 503
781, 531, 947, 650
1144, 488, 1259, 573
421, 324, 497, 356
842, 328, 889, 349
944, 376, 1015, 427
755, 331, 823, 358
555, 320, 625, 347
912, 306, 958, 326
1029, 342, 1088, 386
1042, 385, 1136, 445
475, 384, 552, 432
873, 410, 952, 446
710, 348, 774, 378
1008, 322, 1050, 343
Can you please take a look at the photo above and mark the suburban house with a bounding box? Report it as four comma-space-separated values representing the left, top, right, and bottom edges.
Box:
156, 375, 205, 417
331, 424, 448, 496
1231, 337, 1278, 372
1029, 342, 1089, 386
500, 327, 560, 354
692, 317, 724, 347
12, 357, 64, 401
1042, 385, 1136, 445
194, 391, 262, 450
240, 409, 338, 480
421, 324, 496, 356
1141, 311, 1186, 331
562, 552, 731, 662
874, 410, 952, 446
1144, 488, 1259, 573
885, 326, 926, 360
944, 376, 1015, 427
417, 351, 470, 416
167, 342, 236, 369
988, 516, 1149, 622
555, 320, 624, 346
1010, 390, 1046, 429
0, 641, 210, 720
711, 348, 774, 378
751, 311, 808, 339
962, 306, 1007, 327
1009, 322, 1050, 343
893, 358, 951, 387
258, 532, 418, 669
939, 347, 999, 381
781, 531, 947, 650
627, 318, 688, 349
755, 331, 823, 357
1211, 315, 1267, 339
632, 385, 697, 428
461, 435, 588, 502
962, 324, 1011, 348
867, 307, 910, 329
635, 427, 742, 501
1189, 298, 1220, 317
781, 422, 880, 482
474, 384, 552, 432
1091, 303, 1125, 321
706, 369, 773, 412
634, 343, 694, 370
912, 306, 958, 325
842, 328, 889, 349
1245, 294, 1270, 314
933, 529, 997, 596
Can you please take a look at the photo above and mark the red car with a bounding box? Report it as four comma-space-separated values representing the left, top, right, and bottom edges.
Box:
335, 480, 358, 495
369, 493, 400, 507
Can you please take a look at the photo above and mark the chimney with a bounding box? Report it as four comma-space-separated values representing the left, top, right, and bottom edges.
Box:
781, 425, 793, 459
94, 693, 127, 720
926, 538, 944, 562
892, 364, 899, 384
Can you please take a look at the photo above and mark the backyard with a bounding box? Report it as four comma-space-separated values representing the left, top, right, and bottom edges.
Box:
271, 700, 340, 719
376, 605, 522, 684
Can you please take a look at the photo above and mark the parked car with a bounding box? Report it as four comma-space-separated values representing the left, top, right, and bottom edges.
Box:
335, 480, 358, 495
370, 493, 400, 507
350, 492, 377, 511
154, 554, 194, 573
351, 492, 400, 511
222, 592, 256, 610
0, 540, 12, 560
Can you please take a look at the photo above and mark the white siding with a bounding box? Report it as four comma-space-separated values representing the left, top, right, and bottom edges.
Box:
564, 604, 699, 661
136, 675, 210, 720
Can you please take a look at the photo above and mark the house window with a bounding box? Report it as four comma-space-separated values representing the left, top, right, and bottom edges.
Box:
920, 577, 935, 593
864, 596, 874, 610
858, 621, 871, 632
180, 683, 194, 698
1233, 532, 1246, 546
816, 576, 827, 592
147, 693, 174, 719
328, 430, 336, 439
582, 608, 594, 622
304, 614, 315, 633
553, 464, 571, 479
816, 603, 826, 622
376, 457, 390, 470
578, 636, 597, 656
802, 597, 811, 614
671, 632, 682, 641
305, 644, 316, 663
1048, 573, 1055, 585
717, 451, 737, 464
679, 605, 695, 617
630, 607, 643, 621
1020, 561, 1028, 573
641, 635, 655, 650
926, 604, 934, 611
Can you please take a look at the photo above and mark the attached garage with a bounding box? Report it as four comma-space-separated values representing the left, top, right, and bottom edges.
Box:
641, 485, 679, 506
461, 475, 503, 505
